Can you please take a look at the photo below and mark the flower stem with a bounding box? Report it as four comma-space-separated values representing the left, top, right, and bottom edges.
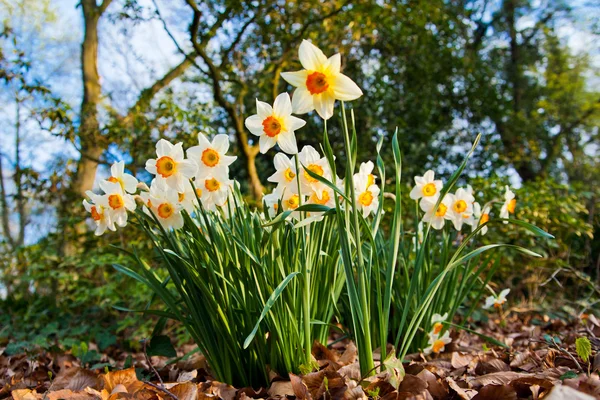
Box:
294, 153, 312, 366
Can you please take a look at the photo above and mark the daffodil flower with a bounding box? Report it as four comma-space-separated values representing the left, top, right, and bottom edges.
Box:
97, 180, 136, 227
500, 186, 516, 224
483, 288, 510, 309
268, 153, 299, 195
281, 40, 363, 120
420, 194, 453, 230
298, 146, 332, 195
198, 172, 232, 210
430, 313, 448, 336
145, 139, 197, 192
448, 188, 475, 231
106, 161, 138, 194
187, 134, 237, 180
142, 182, 184, 230
263, 190, 282, 218
354, 173, 380, 218
357, 161, 377, 191
424, 331, 452, 355
410, 170, 443, 203
470, 202, 491, 235
83, 191, 115, 236
245, 94, 306, 154
177, 180, 200, 214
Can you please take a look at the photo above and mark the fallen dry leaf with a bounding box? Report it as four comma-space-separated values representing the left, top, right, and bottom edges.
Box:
471, 384, 517, 400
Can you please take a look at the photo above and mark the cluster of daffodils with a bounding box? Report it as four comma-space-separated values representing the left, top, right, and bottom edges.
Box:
83, 134, 238, 235
410, 171, 517, 234
423, 313, 452, 356
244, 40, 378, 223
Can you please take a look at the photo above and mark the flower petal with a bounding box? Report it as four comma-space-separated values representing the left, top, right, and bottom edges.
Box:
273, 92, 292, 117
273, 153, 289, 171
281, 70, 308, 88
332, 73, 363, 101
245, 115, 265, 136
256, 99, 273, 119
213, 134, 230, 153
178, 160, 198, 178
156, 139, 173, 157
259, 135, 276, 154
313, 91, 335, 120
291, 88, 314, 114
277, 131, 298, 154
298, 40, 327, 71
286, 115, 306, 131
327, 53, 341, 74
111, 161, 124, 177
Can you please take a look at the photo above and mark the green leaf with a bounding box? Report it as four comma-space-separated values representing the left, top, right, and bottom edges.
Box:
576, 337, 592, 362
559, 370, 578, 380
146, 335, 177, 358
243, 272, 300, 349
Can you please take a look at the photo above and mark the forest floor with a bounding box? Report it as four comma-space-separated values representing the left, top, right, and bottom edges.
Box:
2, 312, 600, 400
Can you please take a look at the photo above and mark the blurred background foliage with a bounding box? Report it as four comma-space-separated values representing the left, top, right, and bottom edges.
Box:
0, 0, 598, 352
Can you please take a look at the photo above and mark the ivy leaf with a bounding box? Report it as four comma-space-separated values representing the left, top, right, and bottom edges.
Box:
575, 337, 592, 363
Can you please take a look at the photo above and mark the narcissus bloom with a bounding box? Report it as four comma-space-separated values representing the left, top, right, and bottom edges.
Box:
106, 161, 138, 194
298, 146, 332, 196
471, 202, 491, 235
198, 173, 232, 210
424, 331, 452, 355
500, 186, 516, 224
430, 313, 448, 336
83, 191, 115, 236
483, 288, 510, 309
421, 194, 453, 230
97, 180, 136, 227
145, 139, 197, 192
245, 93, 306, 154
354, 173, 380, 218
357, 161, 377, 191
410, 170, 443, 202
268, 153, 299, 195
177, 180, 199, 214
281, 40, 363, 120
448, 188, 475, 231
187, 134, 237, 180
142, 182, 184, 230
263, 191, 281, 218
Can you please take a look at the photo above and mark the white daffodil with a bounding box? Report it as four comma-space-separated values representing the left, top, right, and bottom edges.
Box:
354, 173, 380, 218
244, 93, 306, 154
142, 183, 184, 230
430, 313, 448, 336
357, 161, 377, 191
500, 186, 516, 224
483, 288, 510, 310
177, 180, 200, 214
281, 40, 363, 120
471, 202, 491, 235
410, 170, 443, 202
83, 191, 115, 236
424, 331, 452, 356
298, 146, 332, 195
198, 173, 232, 210
145, 139, 197, 192
187, 133, 237, 180
308, 187, 335, 208
420, 194, 453, 230
280, 190, 305, 220
263, 190, 281, 218
97, 180, 136, 227
448, 188, 475, 231
268, 153, 299, 195
106, 161, 138, 194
